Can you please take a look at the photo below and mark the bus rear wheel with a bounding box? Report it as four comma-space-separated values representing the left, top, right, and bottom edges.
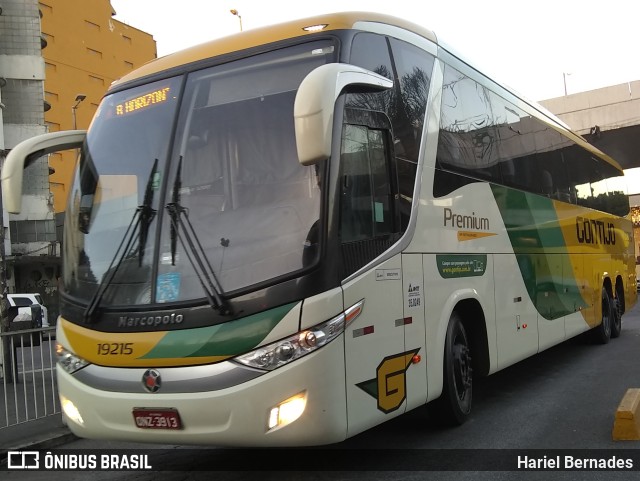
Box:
592, 287, 613, 344
611, 284, 623, 339
433, 312, 473, 425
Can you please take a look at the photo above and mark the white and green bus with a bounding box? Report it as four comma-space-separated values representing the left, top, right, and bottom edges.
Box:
2, 12, 636, 446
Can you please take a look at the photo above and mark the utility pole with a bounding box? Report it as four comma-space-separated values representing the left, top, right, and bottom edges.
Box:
563, 72, 571, 96
230, 9, 243, 31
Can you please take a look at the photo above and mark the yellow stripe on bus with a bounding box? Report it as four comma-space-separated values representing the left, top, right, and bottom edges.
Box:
113, 12, 437, 88
457, 231, 497, 242
60, 318, 232, 367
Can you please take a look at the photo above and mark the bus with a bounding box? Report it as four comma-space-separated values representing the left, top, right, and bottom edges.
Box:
2, 12, 636, 446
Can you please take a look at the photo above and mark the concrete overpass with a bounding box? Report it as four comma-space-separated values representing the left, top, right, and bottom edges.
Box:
539, 80, 640, 178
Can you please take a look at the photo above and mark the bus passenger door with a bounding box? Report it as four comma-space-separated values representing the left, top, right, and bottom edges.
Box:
337, 114, 410, 436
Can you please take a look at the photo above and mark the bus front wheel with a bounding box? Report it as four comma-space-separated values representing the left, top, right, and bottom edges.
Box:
433, 312, 473, 425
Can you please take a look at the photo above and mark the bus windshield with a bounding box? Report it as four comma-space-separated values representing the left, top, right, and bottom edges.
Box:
63, 40, 334, 307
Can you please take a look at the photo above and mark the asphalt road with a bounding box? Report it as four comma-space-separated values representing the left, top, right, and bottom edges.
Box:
5, 300, 640, 480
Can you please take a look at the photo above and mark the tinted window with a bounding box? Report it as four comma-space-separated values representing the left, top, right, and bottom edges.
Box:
11, 296, 33, 307
157, 41, 333, 299
340, 124, 395, 242
564, 149, 629, 216
435, 65, 629, 216
339, 119, 397, 277
349, 33, 434, 230
437, 67, 501, 183
491, 96, 569, 200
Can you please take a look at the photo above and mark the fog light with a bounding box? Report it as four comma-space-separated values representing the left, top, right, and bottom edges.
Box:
268, 392, 307, 430
61, 395, 84, 426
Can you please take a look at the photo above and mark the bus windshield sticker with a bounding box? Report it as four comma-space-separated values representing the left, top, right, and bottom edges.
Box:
157, 272, 181, 302
374, 202, 384, 223
436, 255, 487, 279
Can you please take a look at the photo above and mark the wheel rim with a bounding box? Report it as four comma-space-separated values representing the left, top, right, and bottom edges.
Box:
452, 332, 472, 404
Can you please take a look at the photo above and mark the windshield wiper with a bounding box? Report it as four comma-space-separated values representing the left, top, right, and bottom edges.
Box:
83, 160, 158, 323
166, 157, 231, 315
138, 159, 158, 266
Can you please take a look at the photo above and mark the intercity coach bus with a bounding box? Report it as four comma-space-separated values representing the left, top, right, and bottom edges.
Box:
2, 12, 636, 446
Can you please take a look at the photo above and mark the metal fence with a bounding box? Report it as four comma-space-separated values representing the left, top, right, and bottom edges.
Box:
0, 327, 59, 430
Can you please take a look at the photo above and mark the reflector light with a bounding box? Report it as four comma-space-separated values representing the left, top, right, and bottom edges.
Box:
303, 24, 328, 32
345, 302, 363, 324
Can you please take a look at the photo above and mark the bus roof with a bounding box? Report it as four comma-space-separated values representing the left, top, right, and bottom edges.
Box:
112, 11, 437, 88
110, 11, 623, 174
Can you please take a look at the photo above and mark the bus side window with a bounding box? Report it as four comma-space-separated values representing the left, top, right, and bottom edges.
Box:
436, 66, 502, 186
564, 148, 627, 215
349, 32, 434, 232
340, 125, 394, 241
339, 109, 399, 277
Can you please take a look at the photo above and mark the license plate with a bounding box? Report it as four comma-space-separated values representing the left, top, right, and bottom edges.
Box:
133, 408, 182, 430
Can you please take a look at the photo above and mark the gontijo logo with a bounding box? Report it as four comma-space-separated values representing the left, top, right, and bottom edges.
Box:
575, 216, 616, 245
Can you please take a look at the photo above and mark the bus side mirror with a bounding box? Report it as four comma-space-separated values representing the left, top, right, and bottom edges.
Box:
1, 130, 86, 213
294, 63, 392, 166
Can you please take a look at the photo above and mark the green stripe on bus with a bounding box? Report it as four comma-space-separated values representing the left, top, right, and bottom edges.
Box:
491, 185, 588, 319
140, 302, 299, 359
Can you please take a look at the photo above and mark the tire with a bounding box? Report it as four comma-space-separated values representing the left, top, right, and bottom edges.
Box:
592, 287, 613, 344
433, 312, 473, 425
611, 284, 623, 339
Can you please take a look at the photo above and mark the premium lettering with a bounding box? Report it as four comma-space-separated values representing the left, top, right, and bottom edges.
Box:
444, 207, 490, 230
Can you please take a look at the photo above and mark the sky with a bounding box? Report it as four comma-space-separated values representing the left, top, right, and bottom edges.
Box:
109, 0, 640, 102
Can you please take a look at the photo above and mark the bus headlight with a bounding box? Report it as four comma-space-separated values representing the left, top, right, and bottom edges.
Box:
56, 343, 89, 374
233, 299, 363, 371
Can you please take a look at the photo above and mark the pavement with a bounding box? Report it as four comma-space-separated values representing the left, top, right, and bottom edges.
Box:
1, 413, 75, 452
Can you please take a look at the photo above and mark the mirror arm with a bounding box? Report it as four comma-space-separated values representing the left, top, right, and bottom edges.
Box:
1, 130, 87, 213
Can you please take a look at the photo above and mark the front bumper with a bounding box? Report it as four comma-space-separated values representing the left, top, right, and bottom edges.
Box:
58, 336, 348, 447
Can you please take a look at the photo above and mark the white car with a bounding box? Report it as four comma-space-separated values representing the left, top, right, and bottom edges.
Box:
7, 293, 50, 328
